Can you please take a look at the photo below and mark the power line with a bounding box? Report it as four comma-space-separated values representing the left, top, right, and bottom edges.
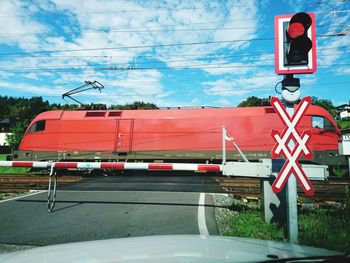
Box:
27, 50, 350, 63
2, 33, 350, 57
1, 45, 348, 60
0, 25, 269, 38
0, 1, 282, 18
1, 80, 349, 100
1, 23, 347, 38
0, 3, 346, 19
1, 49, 349, 72
0, 37, 274, 56
0, 54, 276, 70
0, 61, 349, 73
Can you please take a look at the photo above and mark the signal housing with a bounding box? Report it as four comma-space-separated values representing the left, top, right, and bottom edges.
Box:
274, 12, 317, 75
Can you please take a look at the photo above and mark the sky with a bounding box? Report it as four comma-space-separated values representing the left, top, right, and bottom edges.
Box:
0, 0, 349, 108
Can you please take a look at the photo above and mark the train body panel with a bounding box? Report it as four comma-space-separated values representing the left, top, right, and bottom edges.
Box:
14, 105, 345, 166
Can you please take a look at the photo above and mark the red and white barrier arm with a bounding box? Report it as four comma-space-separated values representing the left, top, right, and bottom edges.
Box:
0, 161, 222, 172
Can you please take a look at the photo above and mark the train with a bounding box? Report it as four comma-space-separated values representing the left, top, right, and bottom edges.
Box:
11, 104, 346, 167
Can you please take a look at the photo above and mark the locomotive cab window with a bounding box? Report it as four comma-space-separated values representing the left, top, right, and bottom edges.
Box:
28, 120, 46, 134
312, 116, 336, 131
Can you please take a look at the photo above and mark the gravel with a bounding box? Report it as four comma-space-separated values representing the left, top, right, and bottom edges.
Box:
211, 193, 260, 235
211, 193, 237, 235
0, 192, 28, 201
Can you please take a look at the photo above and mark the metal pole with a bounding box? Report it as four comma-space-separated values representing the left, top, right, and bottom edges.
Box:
285, 104, 298, 243
280, 74, 301, 243
348, 156, 350, 184
222, 125, 226, 165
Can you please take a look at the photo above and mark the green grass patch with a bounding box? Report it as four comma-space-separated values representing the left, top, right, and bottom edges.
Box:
222, 210, 285, 241
331, 166, 349, 177
337, 119, 350, 129
298, 206, 350, 252
221, 203, 350, 252
0, 154, 29, 174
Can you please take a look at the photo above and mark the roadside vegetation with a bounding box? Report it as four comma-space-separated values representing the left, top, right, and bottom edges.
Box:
215, 196, 350, 252
0, 154, 29, 174
338, 118, 350, 129
238, 96, 349, 130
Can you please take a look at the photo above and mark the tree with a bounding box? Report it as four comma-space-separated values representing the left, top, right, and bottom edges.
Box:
109, 101, 158, 110
311, 97, 336, 118
2, 96, 50, 148
5, 122, 28, 148
237, 96, 270, 107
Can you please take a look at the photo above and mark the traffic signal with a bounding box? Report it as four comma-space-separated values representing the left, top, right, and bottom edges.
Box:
285, 12, 312, 66
274, 12, 316, 75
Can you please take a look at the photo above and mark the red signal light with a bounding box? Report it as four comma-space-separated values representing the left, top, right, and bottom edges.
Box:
287, 23, 305, 38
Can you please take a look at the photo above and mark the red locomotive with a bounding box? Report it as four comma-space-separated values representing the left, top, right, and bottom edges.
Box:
12, 105, 345, 166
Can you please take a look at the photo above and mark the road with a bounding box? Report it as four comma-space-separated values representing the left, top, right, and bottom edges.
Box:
0, 174, 221, 251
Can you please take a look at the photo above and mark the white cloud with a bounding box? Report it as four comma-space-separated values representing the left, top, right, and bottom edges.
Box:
0, 0, 265, 107
0, 81, 65, 96
216, 98, 231, 106
0, 1, 48, 50
203, 72, 279, 97
334, 67, 350, 76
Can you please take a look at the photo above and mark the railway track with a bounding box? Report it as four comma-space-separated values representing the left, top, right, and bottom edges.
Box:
0, 174, 83, 193
215, 177, 350, 202
0, 173, 348, 202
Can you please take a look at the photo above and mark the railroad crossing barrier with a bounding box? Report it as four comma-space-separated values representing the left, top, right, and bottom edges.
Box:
0, 160, 222, 212
0, 159, 329, 213
0, 161, 222, 172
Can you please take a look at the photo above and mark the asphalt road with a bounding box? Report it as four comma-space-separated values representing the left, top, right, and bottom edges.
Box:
0, 174, 221, 251
60, 173, 224, 192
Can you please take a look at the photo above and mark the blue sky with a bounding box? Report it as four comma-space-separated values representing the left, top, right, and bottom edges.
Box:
0, 0, 349, 107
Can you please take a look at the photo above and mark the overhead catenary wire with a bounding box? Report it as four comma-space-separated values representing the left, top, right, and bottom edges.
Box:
0, 45, 348, 60
0, 37, 275, 56
0, 62, 349, 72
0, 35, 349, 58
1, 81, 349, 99
0, 49, 347, 67
1, 23, 348, 38
0, 25, 273, 37
0, 3, 346, 18
0, 1, 295, 19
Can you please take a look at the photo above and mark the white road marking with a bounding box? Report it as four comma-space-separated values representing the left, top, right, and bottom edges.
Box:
198, 192, 209, 236
0, 190, 46, 203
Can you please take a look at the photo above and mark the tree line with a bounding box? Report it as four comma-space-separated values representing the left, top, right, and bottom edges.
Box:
0, 96, 157, 148
237, 96, 337, 118
0, 95, 340, 148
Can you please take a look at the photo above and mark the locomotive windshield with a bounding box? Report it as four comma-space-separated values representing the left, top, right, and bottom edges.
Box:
312, 116, 336, 131
28, 120, 46, 134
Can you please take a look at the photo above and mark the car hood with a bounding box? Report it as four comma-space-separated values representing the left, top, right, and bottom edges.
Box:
0, 235, 343, 263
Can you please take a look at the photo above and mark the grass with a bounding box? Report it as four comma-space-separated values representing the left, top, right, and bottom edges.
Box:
0, 154, 29, 174
298, 206, 350, 252
222, 210, 285, 241
331, 166, 349, 177
337, 119, 350, 129
221, 202, 350, 252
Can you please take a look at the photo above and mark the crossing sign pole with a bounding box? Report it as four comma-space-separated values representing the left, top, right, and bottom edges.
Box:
271, 95, 300, 243
270, 94, 315, 243
285, 104, 299, 243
